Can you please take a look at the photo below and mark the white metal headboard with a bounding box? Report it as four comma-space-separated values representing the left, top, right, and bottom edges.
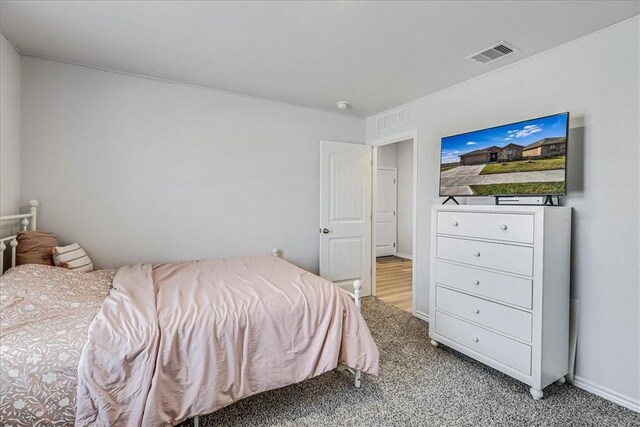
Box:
0, 200, 38, 274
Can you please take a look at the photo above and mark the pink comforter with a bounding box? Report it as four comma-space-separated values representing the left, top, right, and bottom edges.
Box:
75, 255, 379, 426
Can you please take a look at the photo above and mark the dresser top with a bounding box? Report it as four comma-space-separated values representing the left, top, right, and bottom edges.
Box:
433, 204, 572, 214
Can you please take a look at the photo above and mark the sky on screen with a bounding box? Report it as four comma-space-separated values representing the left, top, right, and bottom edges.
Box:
441, 113, 568, 164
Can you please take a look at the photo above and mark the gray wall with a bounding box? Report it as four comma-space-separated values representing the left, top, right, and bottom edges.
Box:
396, 139, 413, 257
20, 57, 364, 273
0, 34, 21, 216
366, 18, 639, 407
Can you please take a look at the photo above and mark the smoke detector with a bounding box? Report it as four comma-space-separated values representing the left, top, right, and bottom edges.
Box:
467, 41, 519, 64
336, 101, 349, 110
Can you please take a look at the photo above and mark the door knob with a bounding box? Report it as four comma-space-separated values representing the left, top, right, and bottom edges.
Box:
321, 228, 330, 234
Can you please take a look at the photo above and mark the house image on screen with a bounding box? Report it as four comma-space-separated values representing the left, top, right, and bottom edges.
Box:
522, 137, 567, 158
459, 143, 524, 165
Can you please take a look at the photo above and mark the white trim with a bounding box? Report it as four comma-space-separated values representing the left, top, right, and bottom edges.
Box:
369, 130, 418, 318
572, 375, 640, 413
396, 252, 412, 260
414, 310, 429, 323
369, 130, 417, 147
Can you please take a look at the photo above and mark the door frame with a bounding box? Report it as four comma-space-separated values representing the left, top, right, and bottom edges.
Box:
375, 167, 398, 257
369, 130, 418, 316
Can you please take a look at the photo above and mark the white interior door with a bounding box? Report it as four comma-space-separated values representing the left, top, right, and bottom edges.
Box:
376, 168, 397, 257
319, 140, 372, 295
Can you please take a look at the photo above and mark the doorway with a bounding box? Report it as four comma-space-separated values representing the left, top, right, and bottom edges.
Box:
375, 167, 397, 257
371, 132, 417, 314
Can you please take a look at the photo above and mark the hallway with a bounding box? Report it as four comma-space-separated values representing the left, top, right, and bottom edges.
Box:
375, 257, 412, 312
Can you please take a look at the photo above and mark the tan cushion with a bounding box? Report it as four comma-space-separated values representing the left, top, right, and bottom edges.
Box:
15, 231, 58, 266
52, 243, 94, 272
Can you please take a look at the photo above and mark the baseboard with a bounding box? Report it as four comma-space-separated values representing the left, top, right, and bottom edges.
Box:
572, 375, 639, 413
414, 310, 429, 323
396, 252, 412, 260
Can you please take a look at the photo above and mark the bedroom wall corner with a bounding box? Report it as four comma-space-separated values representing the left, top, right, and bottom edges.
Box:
0, 33, 21, 217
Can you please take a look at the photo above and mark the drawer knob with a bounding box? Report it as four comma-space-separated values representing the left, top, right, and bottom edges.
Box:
473, 251, 481, 257
473, 279, 480, 285
500, 224, 508, 231
452, 220, 459, 227
473, 337, 479, 343
474, 308, 480, 314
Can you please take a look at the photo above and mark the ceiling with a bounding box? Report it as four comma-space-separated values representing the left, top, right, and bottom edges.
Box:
1, 1, 638, 118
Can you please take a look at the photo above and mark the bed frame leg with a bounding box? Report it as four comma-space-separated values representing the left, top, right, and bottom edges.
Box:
194, 415, 199, 427
353, 280, 363, 388
353, 279, 362, 310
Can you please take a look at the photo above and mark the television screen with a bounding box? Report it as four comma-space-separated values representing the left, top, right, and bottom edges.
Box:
439, 112, 569, 197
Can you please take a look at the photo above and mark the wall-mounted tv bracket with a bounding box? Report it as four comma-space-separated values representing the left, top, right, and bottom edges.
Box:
442, 196, 460, 205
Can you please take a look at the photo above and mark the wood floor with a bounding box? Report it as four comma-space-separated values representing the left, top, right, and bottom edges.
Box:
375, 258, 412, 312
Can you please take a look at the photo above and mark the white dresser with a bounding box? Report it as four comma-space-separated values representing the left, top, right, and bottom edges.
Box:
429, 205, 571, 399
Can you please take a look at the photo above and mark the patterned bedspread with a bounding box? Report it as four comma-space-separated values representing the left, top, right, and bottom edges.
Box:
0, 264, 114, 426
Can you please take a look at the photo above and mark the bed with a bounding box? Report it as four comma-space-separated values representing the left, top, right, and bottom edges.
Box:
0, 201, 379, 426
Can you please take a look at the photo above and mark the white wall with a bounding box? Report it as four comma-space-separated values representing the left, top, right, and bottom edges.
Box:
366, 18, 639, 408
0, 34, 21, 216
20, 57, 364, 273
396, 139, 413, 257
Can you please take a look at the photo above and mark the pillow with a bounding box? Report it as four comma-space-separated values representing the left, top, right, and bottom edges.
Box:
52, 243, 94, 272
16, 231, 58, 266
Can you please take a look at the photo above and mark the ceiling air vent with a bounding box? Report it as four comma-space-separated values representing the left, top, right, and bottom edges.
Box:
376, 107, 407, 131
467, 41, 519, 64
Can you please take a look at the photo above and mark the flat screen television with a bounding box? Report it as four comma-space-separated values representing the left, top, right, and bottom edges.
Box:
439, 112, 569, 197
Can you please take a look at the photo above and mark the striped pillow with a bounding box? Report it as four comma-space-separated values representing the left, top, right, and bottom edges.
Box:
52, 243, 94, 272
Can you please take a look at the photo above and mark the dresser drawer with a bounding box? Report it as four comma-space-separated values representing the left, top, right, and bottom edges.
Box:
436, 286, 532, 341
437, 236, 533, 276
436, 261, 532, 309
438, 211, 534, 244
435, 311, 532, 375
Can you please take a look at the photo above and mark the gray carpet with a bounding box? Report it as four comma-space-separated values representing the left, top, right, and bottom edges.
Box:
180, 297, 640, 426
